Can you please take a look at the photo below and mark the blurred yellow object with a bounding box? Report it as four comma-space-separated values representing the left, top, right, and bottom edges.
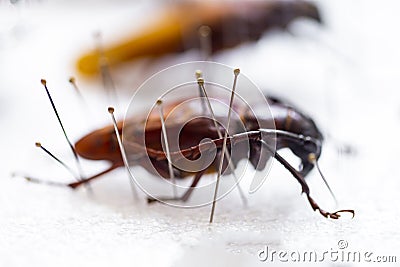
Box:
77, 1, 320, 76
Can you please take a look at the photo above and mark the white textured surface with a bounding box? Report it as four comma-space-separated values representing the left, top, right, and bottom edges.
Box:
1, 1, 400, 266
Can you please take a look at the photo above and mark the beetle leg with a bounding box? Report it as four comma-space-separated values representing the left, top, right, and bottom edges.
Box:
68, 164, 121, 189
15, 164, 121, 189
147, 169, 206, 204
307, 195, 355, 219
152, 132, 354, 219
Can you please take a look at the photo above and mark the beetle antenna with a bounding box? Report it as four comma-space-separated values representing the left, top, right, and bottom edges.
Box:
209, 68, 240, 223
308, 153, 338, 205
35, 142, 79, 181
95, 32, 118, 105
157, 99, 178, 198
40, 79, 86, 183
108, 107, 138, 200
198, 25, 212, 61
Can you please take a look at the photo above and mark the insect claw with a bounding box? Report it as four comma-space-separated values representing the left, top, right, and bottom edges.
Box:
333, 209, 355, 219
315, 207, 355, 220
306, 194, 353, 219
314, 207, 336, 219
329, 213, 340, 219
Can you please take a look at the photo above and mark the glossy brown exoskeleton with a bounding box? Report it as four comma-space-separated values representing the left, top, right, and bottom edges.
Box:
50, 94, 351, 219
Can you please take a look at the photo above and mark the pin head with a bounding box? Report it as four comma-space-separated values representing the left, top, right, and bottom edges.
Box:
234, 68, 240, 76
195, 70, 203, 79
198, 25, 211, 38
108, 107, 115, 114
40, 79, 47, 86
69, 77, 76, 84
35, 142, 41, 147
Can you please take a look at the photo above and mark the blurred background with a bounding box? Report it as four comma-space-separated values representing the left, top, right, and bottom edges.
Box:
0, 0, 400, 266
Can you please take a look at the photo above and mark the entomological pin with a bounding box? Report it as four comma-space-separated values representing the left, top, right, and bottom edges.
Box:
77, 0, 321, 76
18, 69, 353, 223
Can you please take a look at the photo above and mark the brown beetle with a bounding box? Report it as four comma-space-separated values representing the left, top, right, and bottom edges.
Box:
19, 74, 354, 222
23, 79, 352, 220
77, 0, 321, 76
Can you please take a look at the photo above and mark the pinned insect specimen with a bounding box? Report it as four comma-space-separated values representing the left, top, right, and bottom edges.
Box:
17, 68, 353, 222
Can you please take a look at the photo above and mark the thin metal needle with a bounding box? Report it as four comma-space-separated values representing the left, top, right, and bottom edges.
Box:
68, 77, 85, 104
198, 25, 212, 61
209, 68, 240, 223
95, 32, 118, 105
195, 70, 207, 114
157, 100, 178, 198
108, 107, 138, 200
68, 77, 93, 125
40, 79, 86, 183
197, 73, 248, 208
35, 142, 79, 181
308, 153, 338, 205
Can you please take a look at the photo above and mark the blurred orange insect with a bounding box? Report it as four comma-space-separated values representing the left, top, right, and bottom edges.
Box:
77, 0, 321, 76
